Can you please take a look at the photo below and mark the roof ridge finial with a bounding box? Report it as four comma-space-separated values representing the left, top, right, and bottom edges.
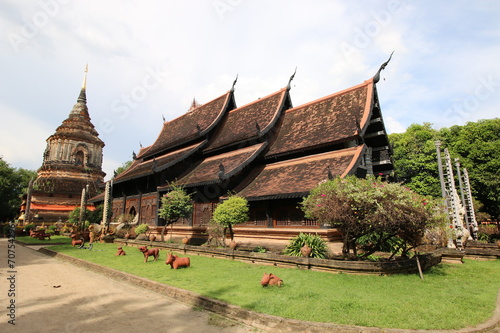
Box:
77, 64, 88, 104
230, 74, 238, 92
287, 66, 297, 89
373, 51, 394, 83
188, 97, 200, 111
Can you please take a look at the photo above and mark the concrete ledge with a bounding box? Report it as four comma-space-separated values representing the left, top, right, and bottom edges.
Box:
35, 246, 500, 333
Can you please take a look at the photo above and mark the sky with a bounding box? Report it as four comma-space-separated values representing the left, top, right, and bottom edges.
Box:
0, 0, 499, 181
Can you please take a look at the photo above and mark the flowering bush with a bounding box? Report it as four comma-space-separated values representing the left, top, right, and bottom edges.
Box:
301, 176, 447, 258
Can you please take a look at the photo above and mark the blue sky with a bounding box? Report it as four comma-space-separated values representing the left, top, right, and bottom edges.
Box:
0, 0, 499, 180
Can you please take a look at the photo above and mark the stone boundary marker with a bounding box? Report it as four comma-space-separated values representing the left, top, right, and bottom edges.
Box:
36, 246, 500, 333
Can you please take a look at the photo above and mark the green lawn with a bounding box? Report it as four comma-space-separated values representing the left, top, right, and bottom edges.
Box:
16, 235, 73, 245
48, 242, 499, 330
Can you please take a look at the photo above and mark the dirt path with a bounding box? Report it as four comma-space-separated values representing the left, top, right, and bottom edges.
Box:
0, 239, 257, 333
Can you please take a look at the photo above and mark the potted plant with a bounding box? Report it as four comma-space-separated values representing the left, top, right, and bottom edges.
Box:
284, 233, 327, 259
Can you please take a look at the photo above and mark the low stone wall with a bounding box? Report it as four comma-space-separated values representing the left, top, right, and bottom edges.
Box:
465, 241, 500, 259
115, 238, 441, 275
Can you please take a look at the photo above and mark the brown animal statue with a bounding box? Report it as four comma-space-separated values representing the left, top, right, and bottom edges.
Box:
138, 246, 160, 262
260, 272, 283, 287
115, 246, 126, 256
165, 253, 190, 269
70, 234, 84, 247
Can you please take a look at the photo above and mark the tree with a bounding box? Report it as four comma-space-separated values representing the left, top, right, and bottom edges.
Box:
389, 123, 442, 197
157, 184, 193, 241
0, 157, 36, 222
390, 119, 500, 219
444, 119, 500, 218
301, 176, 447, 259
212, 195, 249, 242
115, 160, 132, 176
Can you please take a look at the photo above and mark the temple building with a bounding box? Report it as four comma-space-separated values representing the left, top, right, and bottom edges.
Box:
21, 68, 105, 223
110, 60, 394, 248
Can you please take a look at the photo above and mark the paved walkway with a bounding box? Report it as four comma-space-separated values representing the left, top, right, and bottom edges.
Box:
0, 239, 256, 333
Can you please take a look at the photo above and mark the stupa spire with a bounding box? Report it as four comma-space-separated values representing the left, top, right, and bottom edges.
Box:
77, 64, 88, 104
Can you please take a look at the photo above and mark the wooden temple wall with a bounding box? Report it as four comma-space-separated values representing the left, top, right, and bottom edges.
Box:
111, 198, 124, 221
139, 193, 157, 225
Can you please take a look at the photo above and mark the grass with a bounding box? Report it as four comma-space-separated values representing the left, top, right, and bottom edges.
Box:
16, 235, 73, 245
47, 242, 499, 330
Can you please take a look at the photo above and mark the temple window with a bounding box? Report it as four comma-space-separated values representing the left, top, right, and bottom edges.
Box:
75, 151, 85, 166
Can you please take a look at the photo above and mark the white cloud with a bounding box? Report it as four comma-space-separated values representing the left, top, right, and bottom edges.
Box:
0, 0, 499, 180
0, 104, 50, 170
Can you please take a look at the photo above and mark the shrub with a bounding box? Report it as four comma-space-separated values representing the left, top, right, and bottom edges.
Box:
284, 233, 327, 259
301, 175, 447, 258
212, 195, 249, 241
24, 223, 36, 232
158, 184, 193, 241
253, 246, 267, 253
134, 223, 149, 235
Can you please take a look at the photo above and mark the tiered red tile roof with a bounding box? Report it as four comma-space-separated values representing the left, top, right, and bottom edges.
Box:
142, 92, 233, 158
266, 80, 373, 158
203, 88, 289, 153
173, 142, 267, 187
113, 72, 393, 202
236, 146, 366, 200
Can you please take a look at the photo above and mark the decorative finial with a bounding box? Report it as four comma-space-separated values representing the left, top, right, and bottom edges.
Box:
373, 51, 394, 83
162, 114, 166, 122
287, 66, 297, 89
82, 63, 88, 89
231, 74, 238, 92
188, 98, 200, 111
77, 64, 88, 103
255, 121, 261, 134
218, 163, 225, 179
132, 151, 137, 160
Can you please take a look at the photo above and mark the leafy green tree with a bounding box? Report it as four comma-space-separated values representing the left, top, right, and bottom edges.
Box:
88, 204, 105, 225
67, 204, 103, 229
115, 161, 132, 176
390, 119, 500, 219
212, 195, 249, 241
444, 119, 500, 218
389, 123, 442, 197
158, 184, 193, 241
301, 176, 446, 258
0, 157, 36, 221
